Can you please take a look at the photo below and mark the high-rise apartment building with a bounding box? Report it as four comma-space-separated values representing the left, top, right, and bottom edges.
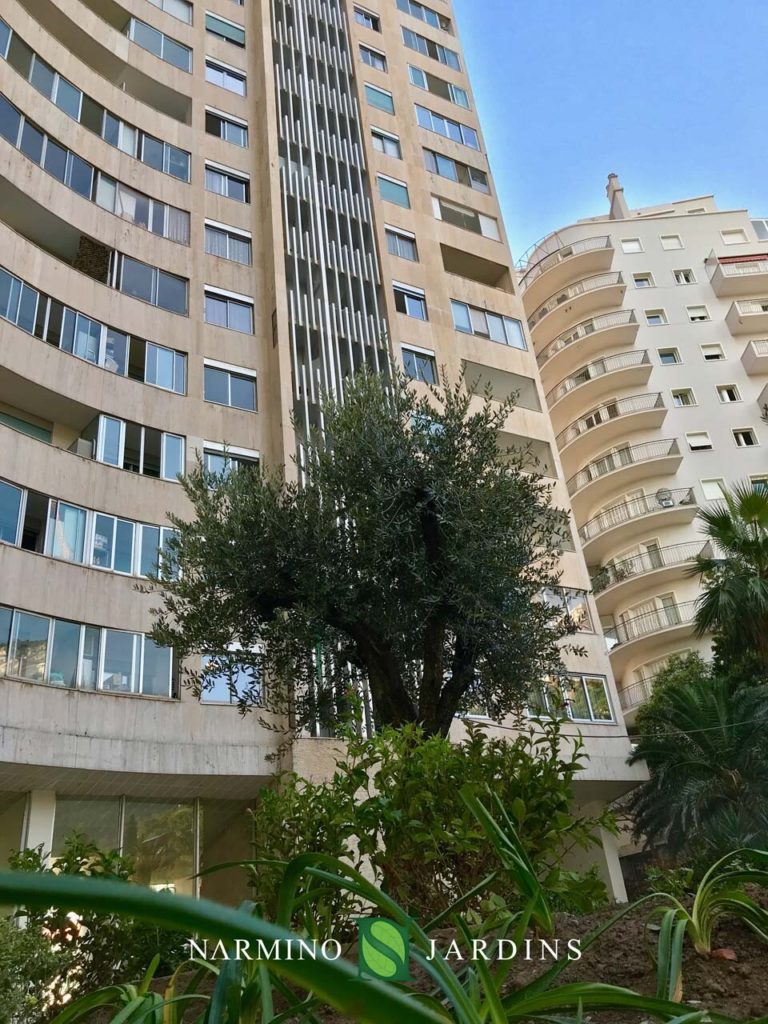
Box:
518, 175, 768, 723
0, 2, 640, 899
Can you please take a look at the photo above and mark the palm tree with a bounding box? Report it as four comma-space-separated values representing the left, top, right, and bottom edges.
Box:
690, 481, 768, 669
628, 670, 768, 856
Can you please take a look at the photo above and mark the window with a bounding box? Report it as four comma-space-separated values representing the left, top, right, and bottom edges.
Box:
687, 431, 713, 452
205, 109, 248, 147
415, 105, 479, 149
645, 309, 667, 326
204, 361, 257, 411
91, 415, 185, 480
751, 475, 768, 493
721, 228, 748, 245
423, 148, 489, 192
201, 651, 261, 703
674, 269, 695, 285
205, 162, 250, 202
621, 238, 643, 253
529, 674, 613, 723
701, 478, 726, 501
402, 27, 460, 70
365, 83, 395, 114
371, 127, 401, 158
701, 343, 724, 362
360, 45, 387, 71
433, 196, 499, 240
205, 222, 252, 264
751, 220, 768, 241
204, 288, 254, 333
402, 346, 437, 384
205, 58, 246, 94
541, 588, 593, 632
205, 13, 245, 46
633, 273, 653, 288
378, 175, 409, 208
408, 65, 468, 108
717, 384, 741, 404
396, 0, 452, 31
148, 0, 192, 22
0, 480, 22, 544
354, 6, 380, 30
660, 234, 683, 250
112, 255, 189, 315
671, 388, 695, 407
734, 428, 758, 448
204, 444, 259, 478
127, 18, 191, 72
687, 305, 710, 323
394, 283, 427, 320
386, 226, 418, 261
451, 299, 526, 349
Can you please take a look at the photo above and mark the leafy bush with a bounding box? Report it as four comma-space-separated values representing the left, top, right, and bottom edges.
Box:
9, 834, 189, 1019
645, 865, 694, 900
0, 916, 66, 1024
249, 719, 613, 926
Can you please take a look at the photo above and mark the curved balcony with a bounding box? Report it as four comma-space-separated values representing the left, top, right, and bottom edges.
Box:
537, 310, 639, 383
546, 351, 652, 425
567, 439, 683, 518
592, 541, 710, 614
556, 393, 667, 473
579, 487, 698, 563
518, 235, 614, 310
726, 298, 768, 335
618, 677, 654, 719
527, 272, 625, 342
603, 600, 698, 677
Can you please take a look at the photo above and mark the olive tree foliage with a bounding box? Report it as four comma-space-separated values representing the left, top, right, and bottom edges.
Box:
148, 371, 581, 738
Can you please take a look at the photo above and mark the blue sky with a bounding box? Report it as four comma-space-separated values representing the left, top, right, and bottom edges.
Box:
453, 0, 768, 261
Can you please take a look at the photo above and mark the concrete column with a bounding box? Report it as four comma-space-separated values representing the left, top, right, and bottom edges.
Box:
563, 824, 628, 904
24, 790, 56, 855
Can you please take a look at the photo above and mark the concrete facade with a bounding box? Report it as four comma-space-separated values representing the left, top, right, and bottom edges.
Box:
519, 176, 768, 724
0, 1, 640, 900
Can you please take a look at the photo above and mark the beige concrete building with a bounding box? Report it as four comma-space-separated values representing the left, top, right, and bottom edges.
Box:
0, 1, 640, 900
518, 175, 768, 726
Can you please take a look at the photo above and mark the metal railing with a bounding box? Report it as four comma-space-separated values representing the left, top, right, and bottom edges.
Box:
604, 600, 697, 647
619, 678, 655, 711
537, 310, 637, 368
527, 272, 624, 330
735, 299, 768, 315
579, 487, 696, 545
557, 393, 664, 449
518, 235, 612, 291
591, 541, 708, 595
567, 438, 680, 496
547, 350, 650, 406
720, 259, 768, 277
751, 339, 768, 356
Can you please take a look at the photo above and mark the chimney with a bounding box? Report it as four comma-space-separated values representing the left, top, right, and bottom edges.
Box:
606, 173, 630, 220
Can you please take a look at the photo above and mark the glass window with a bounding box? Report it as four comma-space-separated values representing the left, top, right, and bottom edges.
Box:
156, 272, 188, 314
205, 292, 253, 333
166, 144, 190, 181
102, 630, 139, 692
0, 481, 22, 544
371, 129, 401, 158
206, 14, 245, 45
0, 95, 21, 145
104, 329, 128, 375
54, 78, 82, 119
142, 641, 172, 696
146, 343, 185, 393
378, 176, 409, 208
123, 800, 194, 893
121, 257, 154, 304
0, 18, 10, 60
563, 677, 591, 721
451, 300, 472, 333
47, 502, 87, 562
140, 524, 161, 577
0, 607, 11, 676
9, 611, 49, 681
141, 135, 164, 172
80, 94, 104, 134
79, 627, 101, 690
52, 797, 121, 854
163, 36, 191, 72
162, 434, 184, 480
30, 56, 55, 98
585, 677, 613, 721
92, 514, 115, 569
43, 137, 68, 182
6, 34, 32, 79
402, 347, 437, 384
365, 84, 394, 114
20, 120, 44, 164
114, 519, 135, 574
48, 619, 81, 687
99, 416, 124, 466
16, 284, 37, 334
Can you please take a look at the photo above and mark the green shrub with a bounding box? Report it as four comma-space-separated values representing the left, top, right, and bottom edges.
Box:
0, 915, 67, 1024
249, 719, 613, 926
645, 865, 694, 900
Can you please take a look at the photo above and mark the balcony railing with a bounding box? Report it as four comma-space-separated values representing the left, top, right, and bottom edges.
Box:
567, 438, 681, 496
518, 235, 611, 291
753, 339, 768, 356
619, 677, 655, 711
579, 487, 697, 545
604, 600, 697, 647
557, 393, 664, 449
537, 310, 637, 368
527, 272, 624, 330
546, 350, 650, 406
719, 259, 768, 277
591, 541, 708, 595
734, 299, 768, 315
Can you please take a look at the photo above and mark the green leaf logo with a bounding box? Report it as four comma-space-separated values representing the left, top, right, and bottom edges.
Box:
357, 918, 412, 981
